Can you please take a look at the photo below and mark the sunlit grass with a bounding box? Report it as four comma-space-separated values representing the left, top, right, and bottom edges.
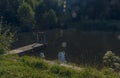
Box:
0, 54, 119, 78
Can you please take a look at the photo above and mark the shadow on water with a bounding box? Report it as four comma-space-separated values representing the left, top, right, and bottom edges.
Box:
12, 29, 120, 68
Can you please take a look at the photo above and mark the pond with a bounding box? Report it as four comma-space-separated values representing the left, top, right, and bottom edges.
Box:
13, 30, 120, 67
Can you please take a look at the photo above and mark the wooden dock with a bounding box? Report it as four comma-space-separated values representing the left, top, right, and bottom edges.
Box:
8, 43, 44, 54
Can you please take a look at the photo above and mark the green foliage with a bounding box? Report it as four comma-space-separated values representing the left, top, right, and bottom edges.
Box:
77, 68, 103, 78
42, 9, 58, 29
0, 55, 55, 78
24, 0, 38, 9
50, 65, 72, 77
0, 20, 15, 54
20, 56, 48, 70
57, 0, 63, 7
0, 54, 119, 78
101, 68, 119, 78
1, 0, 120, 31
103, 51, 120, 72
18, 2, 35, 31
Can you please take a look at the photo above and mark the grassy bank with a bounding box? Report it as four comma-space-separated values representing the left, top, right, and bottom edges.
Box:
0, 54, 119, 78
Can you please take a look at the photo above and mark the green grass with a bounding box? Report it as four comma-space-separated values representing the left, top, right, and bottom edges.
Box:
0, 54, 119, 78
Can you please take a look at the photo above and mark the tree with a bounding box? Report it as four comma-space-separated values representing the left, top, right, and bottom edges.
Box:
42, 9, 58, 29
18, 2, 35, 31
47, 9, 58, 29
35, 2, 46, 30
0, 19, 15, 54
0, 0, 20, 26
24, 0, 38, 10
35, 3, 58, 30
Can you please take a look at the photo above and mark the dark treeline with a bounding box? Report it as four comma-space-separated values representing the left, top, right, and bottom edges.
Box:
0, 0, 120, 31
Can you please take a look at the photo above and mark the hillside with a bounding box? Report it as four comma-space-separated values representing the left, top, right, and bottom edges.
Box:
0, 54, 119, 78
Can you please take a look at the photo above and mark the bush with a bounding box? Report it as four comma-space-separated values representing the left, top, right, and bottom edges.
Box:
101, 68, 119, 78
103, 51, 120, 72
0, 19, 15, 54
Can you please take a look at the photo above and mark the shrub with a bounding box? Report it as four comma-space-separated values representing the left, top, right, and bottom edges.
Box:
101, 68, 119, 78
103, 51, 120, 72
0, 19, 15, 54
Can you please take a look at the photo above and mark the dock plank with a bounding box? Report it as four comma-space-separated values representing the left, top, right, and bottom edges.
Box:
8, 43, 43, 54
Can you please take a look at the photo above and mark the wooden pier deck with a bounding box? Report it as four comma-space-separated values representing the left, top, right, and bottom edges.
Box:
8, 43, 44, 54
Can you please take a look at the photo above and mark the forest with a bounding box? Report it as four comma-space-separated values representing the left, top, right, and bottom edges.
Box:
0, 0, 120, 31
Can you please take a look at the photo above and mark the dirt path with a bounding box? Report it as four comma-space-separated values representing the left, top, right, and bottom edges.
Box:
44, 60, 83, 71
